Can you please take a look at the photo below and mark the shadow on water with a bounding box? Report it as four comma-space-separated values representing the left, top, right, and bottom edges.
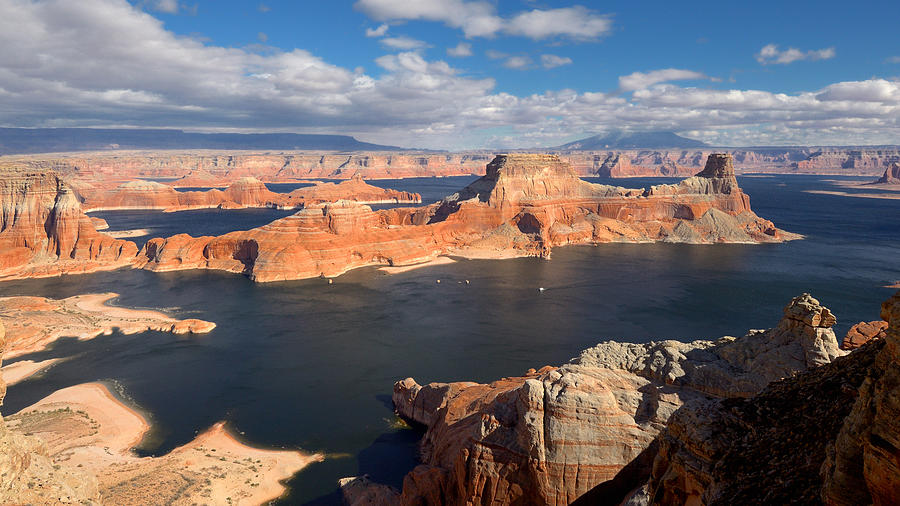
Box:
1, 174, 898, 503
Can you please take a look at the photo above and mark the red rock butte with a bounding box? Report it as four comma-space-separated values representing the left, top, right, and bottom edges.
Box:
135, 153, 796, 282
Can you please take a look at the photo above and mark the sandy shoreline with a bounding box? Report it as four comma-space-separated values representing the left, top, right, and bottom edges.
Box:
105, 228, 151, 238
1, 358, 62, 386
378, 256, 457, 274
805, 189, 900, 200
0, 292, 216, 361
8, 382, 322, 505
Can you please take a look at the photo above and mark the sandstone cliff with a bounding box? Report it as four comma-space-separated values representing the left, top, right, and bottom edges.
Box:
363, 294, 844, 506
79, 174, 420, 212
135, 154, 794, 282
0, 169, 137, 280
645, 291, 900, 506
3, 147, 897, 187
871, 161, 900, 185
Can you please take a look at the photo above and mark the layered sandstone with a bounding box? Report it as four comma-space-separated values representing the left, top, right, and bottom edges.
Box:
3, 147, 897, 188
79, 174, 420, 212
842, 320, 889, 350
0, 169, 138, 280
644, 291, 900, 506
378, 294, 844, 505
135, 154, 794, 282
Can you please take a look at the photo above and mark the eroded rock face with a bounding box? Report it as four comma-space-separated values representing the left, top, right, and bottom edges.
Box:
79, 174, 420, 212
821, 291, 900, 505
136, 154, 794, 282
842, 320, 889, 350
0, 169, 138, 280
386, 294, 844, 505
0, 321, 101, 504
638, 291, 900, 506
872, 161, 900, 185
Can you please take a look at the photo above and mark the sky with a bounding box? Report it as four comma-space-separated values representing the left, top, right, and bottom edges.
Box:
0, 0, 899, 149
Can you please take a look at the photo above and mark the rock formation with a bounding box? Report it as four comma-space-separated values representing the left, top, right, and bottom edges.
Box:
4, 147, 897, 187
0, 320, 102, 504
135, 154, 794, 282
645, 291, 900, 506
871, 161, 900, 185
842, 320, 889, 350
376, 293, 844, 505
0, 169, 137, 280
79, 174, 420, 212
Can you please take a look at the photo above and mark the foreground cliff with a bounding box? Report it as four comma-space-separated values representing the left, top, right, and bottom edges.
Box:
646, 291, 900, 505
0, 169, 137, 280
135, 153, 794, 282
354, 294, 845, 505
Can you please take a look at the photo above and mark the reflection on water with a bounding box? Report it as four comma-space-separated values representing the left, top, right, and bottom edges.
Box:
2, 174, 898, 504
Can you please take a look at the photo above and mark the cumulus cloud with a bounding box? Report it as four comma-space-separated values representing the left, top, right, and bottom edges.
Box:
0, 0, 898, 149
354, 0, 611, 40
365, 23, 388, 37
447, 42, 472, 57
756, 44, 835, 65
380, 36, 429, 50
505, 7, 611, 41
618, 69, 707, 92
541, 54, 572, 69
503, 56, 533, 70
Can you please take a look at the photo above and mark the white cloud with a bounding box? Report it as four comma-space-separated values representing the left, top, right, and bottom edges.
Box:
756, 44, 835, 65
886, 56, 900, 64
150, 0, 178, 13
541, 54, 572, 69
257, 32, 268, 43
380, 36, 429, 50
447, 42, 472, 57
505, 7, 611, 41
618, 69, 707, 92
258, 3, 270, 13
365, 23, 388, 37
503, 56, 532, 70
354, 0, 612, 40
0, 0, 898, 150
485, 49, 507, 60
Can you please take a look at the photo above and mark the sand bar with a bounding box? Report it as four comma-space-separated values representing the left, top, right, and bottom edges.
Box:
805, 189, 900, 200
8, 382, 323, 505
378, 256, 456, 274
105, 228, 151, 238
1, 358, 62, 385
0, 292, 216, 359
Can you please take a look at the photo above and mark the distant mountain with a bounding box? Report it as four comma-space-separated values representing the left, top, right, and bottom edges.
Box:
0, 127, 404, 154
552, 131, 709, 150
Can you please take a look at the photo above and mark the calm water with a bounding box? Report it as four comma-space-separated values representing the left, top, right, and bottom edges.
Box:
3, 174, 899, 504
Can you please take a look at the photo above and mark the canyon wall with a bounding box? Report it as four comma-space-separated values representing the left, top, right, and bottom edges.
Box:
3, 147, 899, 185
78, 173, 420, 212
0, 169, 137, 280
135, 153, 794, 282
872, 161, 900, 185
358, 294, 845, 505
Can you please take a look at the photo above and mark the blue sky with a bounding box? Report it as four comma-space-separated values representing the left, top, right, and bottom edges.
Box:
0, 0, 898, 149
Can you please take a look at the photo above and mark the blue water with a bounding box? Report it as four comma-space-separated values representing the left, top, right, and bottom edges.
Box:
2, 174, 898, 504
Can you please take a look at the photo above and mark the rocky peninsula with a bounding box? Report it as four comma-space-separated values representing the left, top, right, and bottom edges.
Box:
340, 291, 900, 505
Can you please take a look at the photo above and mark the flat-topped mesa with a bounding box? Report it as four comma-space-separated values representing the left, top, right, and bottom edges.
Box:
0, 169, 137, 280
